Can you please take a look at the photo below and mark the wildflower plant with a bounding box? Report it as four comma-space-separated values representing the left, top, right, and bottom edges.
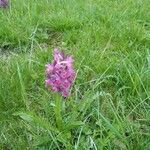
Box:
45, 49, 76, 129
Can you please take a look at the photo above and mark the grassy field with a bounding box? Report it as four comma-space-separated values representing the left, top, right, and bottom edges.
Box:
0, 0, 150, 149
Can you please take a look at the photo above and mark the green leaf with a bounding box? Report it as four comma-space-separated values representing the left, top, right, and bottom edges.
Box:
64, 121, 84, 131
14, 112, 59, 133
33, 136, 52, 147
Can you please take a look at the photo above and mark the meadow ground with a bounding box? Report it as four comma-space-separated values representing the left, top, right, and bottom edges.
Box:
0, 0, 150, 149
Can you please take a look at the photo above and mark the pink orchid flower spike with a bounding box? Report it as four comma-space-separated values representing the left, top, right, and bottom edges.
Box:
45, 49, 76, 97
0, 0, 9, 8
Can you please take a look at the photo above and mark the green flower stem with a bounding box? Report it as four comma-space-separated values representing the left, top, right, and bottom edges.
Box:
54, 94, 63, 130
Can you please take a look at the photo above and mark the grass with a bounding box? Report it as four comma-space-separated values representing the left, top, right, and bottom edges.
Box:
0, 0, 150, 149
